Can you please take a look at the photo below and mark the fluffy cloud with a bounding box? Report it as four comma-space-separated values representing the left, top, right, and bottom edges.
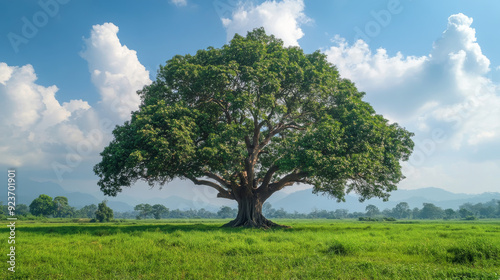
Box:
221, 0, 310, 47
325, 13, 500, 149
80, 23, 151, 121
0, 22, 152, 171
170, 0, 187, 6
325, 13, 500, 193
0, 63, 91, 166
325, 36, 427, 94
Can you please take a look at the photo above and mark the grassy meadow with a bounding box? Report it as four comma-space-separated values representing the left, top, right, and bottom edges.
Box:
1, 219, 500, 279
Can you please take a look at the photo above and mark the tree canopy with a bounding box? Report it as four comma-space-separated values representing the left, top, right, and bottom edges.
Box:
94, 28, 414, 228
53, 196, 75, 218
29, 194, 55, 216
95, 201, 114, 222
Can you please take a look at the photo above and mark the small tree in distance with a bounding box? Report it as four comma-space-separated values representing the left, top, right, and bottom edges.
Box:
94, 28, 414, 228
15, 204, 30, 216
444, 208, 457, 220
77, 204, 97, 219
365, 205, 380, 217
53, 196, 75, 218
29, 194, 55, 217
393, 202, 410, 219
134, 203, 153, 219
420, 203, 444, 219
95, 201, 114, 222
217, 206, 237, 218
152, 204, 168, 219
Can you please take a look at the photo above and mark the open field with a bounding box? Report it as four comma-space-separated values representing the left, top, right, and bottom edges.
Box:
2, 219, 500, 279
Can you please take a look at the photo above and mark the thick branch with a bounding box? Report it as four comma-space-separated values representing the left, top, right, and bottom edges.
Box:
224, 110, 232, 124
204, 171, 232, 189
238, 172, 247, 186
261, 122, 309, 147
260, 165, 279, 190
244, 111, 266, 190
245, 157, 255, 190
268, 170, 308, 193
252, 111, 261, 147
265, 106, 276, 128
187, 176, 234, 200
244, 136, 252, 153
209, 98, 232, 124
243, 120, 311, 192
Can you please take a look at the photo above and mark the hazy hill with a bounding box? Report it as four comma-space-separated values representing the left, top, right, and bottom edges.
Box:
14, 180, 134, 212
16, 180, 99, 208
268, 187, 500, 213
12, 180, 500, 214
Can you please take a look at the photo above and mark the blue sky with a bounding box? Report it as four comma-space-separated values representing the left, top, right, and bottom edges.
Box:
1, 0, 499, 205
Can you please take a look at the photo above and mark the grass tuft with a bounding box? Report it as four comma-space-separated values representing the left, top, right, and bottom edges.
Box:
447, 238, 499, 264
326, 240, 351, 256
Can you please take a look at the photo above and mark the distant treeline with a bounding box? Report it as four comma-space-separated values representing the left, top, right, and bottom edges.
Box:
2, 195, 499, 221
0, 194, 114, 222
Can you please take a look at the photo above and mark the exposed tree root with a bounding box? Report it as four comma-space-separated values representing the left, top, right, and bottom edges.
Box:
222, 216, 290, 229
222, 196, 291, 229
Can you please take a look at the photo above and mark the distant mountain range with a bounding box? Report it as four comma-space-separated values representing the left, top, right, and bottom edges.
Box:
267, 187, 500, 213
10, 180, 500, 213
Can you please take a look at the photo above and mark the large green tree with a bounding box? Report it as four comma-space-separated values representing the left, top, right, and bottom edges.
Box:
94, 28, 414, 228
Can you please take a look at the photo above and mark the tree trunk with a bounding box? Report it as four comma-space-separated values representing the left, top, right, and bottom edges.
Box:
223, 194, 286, 229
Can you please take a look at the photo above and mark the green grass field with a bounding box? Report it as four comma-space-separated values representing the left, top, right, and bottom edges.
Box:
2, 219, 500, 279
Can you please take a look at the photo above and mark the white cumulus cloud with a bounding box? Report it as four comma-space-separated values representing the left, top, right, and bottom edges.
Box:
80, 22, 151, 121
222, 0, 310, 47
325, 13, 500, 193
325, 35, 427, 93
0, 63, 91, 166
0, 22, 152, 171
325, 13, 500, 150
